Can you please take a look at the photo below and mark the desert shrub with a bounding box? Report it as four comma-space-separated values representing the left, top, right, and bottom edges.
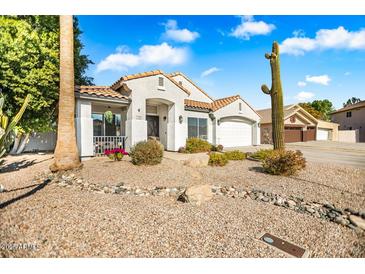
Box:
210, 145, 218, 152
178, 146, 186, 153
185, 137, 211, 153
216, 144, 223, 152
224, 150, 246, 160
262, 150, 306, 176
130, 139, 164, 165
250, 149, 274, 161
208, 152, 228, 166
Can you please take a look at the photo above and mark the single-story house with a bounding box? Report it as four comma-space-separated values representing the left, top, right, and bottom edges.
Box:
75, 70, 261, 157
257, 104, 339, 144
330, 101, 365, 142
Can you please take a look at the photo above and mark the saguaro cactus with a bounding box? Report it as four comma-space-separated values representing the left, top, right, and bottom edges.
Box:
261, 41, 285, 150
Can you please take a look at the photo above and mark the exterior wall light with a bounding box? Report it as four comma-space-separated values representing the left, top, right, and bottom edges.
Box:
217, 119, 221, 126
163, 116, 167, 121
179, 115, 183, 124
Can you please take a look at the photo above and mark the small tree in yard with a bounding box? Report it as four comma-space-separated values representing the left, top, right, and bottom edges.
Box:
261, 41, 285, 150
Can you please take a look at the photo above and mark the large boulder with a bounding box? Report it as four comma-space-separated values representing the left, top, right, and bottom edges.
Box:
178, 184, 213, 206
183, 157, 208, 168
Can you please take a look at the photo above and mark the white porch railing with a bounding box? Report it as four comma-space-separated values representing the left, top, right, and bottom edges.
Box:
93, 136, 127, 156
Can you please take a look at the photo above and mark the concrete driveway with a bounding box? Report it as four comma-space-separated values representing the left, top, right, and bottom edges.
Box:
226, 141, 365, 168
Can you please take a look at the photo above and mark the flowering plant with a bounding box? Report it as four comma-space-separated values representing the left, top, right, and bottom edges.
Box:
104, 148, 129, 161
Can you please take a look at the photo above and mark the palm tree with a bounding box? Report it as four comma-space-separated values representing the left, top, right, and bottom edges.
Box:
50, 15, 81, 171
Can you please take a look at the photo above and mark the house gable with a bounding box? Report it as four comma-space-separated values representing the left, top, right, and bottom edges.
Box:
169, 72, 213, 103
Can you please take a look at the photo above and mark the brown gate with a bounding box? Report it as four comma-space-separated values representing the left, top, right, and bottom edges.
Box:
306, 127, 316, 141
284, 127, 302, 143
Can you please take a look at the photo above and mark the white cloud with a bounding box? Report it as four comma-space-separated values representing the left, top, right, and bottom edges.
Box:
230, 16, 275, 40
96, 42, 188, 72
297, 81, 307, 87
201, 67, 221, 77
280, 26, 365, 55
344, 71, 351, 76
162, 19, 200, 43
295, 91, 315, 101
305, 74, 331, 85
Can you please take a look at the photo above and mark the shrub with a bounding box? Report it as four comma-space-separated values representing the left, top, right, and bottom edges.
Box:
250, 149, 274, 161
224, 150, 246, 160
216, 144, 223, 152
262, 150, 306, 176
185, 137, 211, 153
130, 140, 164, 165
208, 152, 228, 166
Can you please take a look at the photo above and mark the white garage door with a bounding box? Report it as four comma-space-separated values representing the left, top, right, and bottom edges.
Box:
317, 128, 331, 140
219, 120, 252, 147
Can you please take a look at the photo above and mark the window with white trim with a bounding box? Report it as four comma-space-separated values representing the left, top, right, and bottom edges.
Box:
188, 117, 208, 140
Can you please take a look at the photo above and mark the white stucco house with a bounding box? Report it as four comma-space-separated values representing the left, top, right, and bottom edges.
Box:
75, 70, 261, 157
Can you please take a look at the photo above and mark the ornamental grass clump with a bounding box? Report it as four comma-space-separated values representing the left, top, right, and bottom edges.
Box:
262, 150, 306, 176
185, 137, 211, 153
208, 152, 228, 167
224, 150, 246, 160
130, 139, 163, 165
105, 148, 128, 161
250, 149, 274, 161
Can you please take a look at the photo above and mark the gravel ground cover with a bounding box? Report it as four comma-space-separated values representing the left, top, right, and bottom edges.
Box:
1, 153, 364, 257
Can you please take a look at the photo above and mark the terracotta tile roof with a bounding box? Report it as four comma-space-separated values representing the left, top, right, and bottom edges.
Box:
331, 100, 365, 114
185, 95, 244, 112
76, 86, 129, 100
211, 95, 240, 111
169, 71, 214, 101
184, 99, 212, 110
110, 70, 191, 95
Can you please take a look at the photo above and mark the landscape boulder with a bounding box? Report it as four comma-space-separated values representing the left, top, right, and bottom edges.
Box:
178, 184, 213, 206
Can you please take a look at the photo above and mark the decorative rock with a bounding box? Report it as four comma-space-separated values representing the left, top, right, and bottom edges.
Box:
305, 206, 315, 214
349, 215, 365, 230
183, 158, 208, 168
262, 197, 269, 202
334, 216, 349, 226
286, 200, 296, 209
0, 184, 6, 193
178, 184, 213, 206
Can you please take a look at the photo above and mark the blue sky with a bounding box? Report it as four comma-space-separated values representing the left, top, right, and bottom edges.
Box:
77, 15, 365, 109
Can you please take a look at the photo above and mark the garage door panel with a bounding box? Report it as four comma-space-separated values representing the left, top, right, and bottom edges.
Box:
284, 127, 302, 143
317, 128, 330, 140
219, 120, 252, 147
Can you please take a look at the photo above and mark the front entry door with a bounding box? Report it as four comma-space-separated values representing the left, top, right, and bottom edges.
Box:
147, 115, 159, 138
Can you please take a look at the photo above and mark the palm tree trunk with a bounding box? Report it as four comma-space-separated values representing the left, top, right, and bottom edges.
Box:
50, 15, 81, 172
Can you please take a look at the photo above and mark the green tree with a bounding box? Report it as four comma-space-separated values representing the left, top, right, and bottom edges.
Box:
310, 99, 335, 121
0, 16, 93, 154
343, 97, 361, 107
298, 102, 322, 119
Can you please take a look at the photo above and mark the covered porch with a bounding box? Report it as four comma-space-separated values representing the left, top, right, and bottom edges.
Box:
75, 90, 130, 157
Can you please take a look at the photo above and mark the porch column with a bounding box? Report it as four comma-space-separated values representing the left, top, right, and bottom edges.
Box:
124, 99, 147, 151
75, 99, 94, 157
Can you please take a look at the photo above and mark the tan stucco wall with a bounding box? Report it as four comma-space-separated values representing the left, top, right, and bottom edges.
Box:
331, 107, 365, 142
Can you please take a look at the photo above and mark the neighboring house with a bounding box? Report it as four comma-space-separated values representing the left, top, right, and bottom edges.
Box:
257, 104, 339, 144
330, 100, 365, 142
75, 70, 261, 157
